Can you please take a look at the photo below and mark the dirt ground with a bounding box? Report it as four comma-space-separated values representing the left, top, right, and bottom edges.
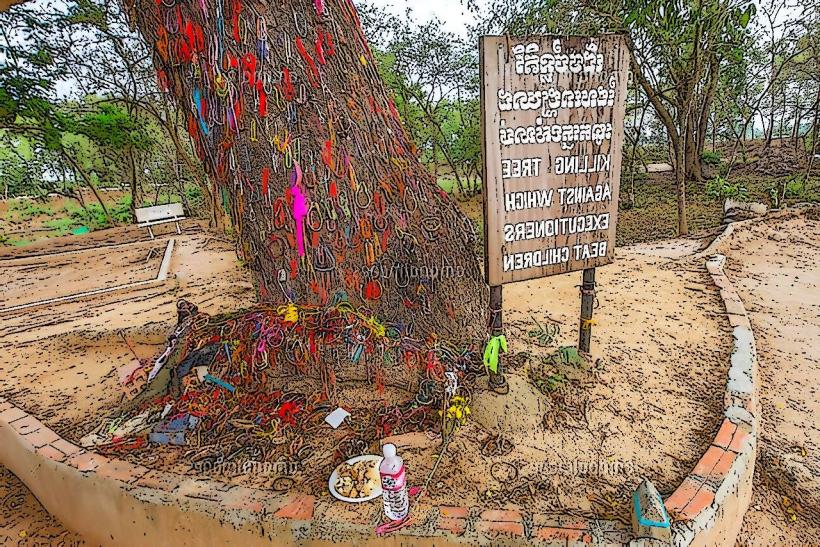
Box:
0, 465, 85, 546
0, 216, 736, 540
0, 240, 167, 310
4, 210, 820, 544
0, 221, 255, 545
717, 208, 820, 545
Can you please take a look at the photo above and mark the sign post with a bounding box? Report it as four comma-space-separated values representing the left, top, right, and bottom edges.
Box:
480, 35, 629, 359
487, 285, 507, 392
578, 267, 596, 353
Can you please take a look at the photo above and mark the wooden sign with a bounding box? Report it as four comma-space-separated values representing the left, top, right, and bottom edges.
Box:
481, 35, 629, 285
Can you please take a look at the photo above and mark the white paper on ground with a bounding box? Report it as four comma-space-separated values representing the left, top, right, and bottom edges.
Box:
194, 366, 209, 383
325, 407, 351, 429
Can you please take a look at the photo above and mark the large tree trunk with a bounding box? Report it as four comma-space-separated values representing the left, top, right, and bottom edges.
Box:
123, 0, 487, 342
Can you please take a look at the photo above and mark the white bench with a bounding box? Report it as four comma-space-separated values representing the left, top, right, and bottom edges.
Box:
135, 203, 186, 239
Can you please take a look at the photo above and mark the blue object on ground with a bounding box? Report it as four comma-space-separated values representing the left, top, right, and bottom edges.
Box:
204, 374, 236, 393
149, 414, 200, 445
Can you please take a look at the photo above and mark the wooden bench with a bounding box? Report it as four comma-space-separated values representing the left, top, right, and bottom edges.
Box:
135, 203, 185, 239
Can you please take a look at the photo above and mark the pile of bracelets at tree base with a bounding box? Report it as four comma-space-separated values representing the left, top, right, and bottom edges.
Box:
86, 299, 484, 494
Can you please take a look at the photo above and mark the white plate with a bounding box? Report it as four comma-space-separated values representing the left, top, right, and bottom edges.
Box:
328, 454, 383, 503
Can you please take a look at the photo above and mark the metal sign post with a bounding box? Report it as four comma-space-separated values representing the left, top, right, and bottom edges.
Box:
578, 267, 596, 353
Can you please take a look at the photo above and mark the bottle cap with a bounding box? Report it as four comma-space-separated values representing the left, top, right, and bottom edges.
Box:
382, 443, 397, 458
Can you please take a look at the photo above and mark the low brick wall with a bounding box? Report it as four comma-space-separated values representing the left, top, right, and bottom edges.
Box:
0, 253, 759, 547
0, 396, 630, 545
658, 255, 759, 547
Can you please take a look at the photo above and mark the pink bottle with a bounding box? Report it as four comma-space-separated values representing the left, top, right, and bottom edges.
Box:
379, 443, 409, 521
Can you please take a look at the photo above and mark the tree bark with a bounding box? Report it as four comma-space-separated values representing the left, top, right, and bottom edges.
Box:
128, 145, 139, 221
675, 143, 688, 236
122, 0, 487, 342
685, 108, 702, 182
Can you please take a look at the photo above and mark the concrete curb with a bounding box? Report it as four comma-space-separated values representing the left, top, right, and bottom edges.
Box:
0, 254, 758, 546
659, 254, 759, 547
0, 396, 632, 545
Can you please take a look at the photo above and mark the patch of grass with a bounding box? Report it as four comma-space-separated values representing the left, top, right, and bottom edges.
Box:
44, 216, 81, 235
6, 199, 56, 222
64, 194, 132, 230
62, 202, 84, 216
615, 174, 726, 245
437, 176, 457, 193
736, 174, 820, 207
613, 172, 820, 246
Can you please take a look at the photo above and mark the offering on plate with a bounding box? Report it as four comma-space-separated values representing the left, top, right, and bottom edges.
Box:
333, 458, 380, 499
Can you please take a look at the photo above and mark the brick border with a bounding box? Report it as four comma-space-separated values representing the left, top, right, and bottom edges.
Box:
658, 254, 759, 547
0, 254, 758, 546
0, 396, 630, 545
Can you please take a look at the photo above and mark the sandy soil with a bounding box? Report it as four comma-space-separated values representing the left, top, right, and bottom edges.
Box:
716, 208, 820, 545
459, 241, 732, 519
0, 219, 735, 540
0, 465, 85, 546
0, 222, 254, 544
736, 473, 820, 546
0, 241, 167, 310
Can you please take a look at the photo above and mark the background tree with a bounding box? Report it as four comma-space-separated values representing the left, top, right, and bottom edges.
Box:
477, 0, 756, 235
360, 4, 482, 196
0, 0, 216, 225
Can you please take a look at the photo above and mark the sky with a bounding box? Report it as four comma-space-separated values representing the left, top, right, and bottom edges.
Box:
42, 0, 484, 98
366, 0, 483, 37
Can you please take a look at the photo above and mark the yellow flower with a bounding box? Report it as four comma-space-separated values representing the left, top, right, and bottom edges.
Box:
279, 303, 299, 323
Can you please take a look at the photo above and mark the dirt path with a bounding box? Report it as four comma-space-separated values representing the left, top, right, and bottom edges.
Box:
715, 208, 820, 545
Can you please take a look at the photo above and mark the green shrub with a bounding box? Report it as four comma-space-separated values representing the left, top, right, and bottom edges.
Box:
184, 184, 207, 216
783, 176, 807, 199
8, 200, 54, 221
701, 150, 722, 166
68, 204, 110, 229
706, 176, 748, 201
112, 194, 133, 223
